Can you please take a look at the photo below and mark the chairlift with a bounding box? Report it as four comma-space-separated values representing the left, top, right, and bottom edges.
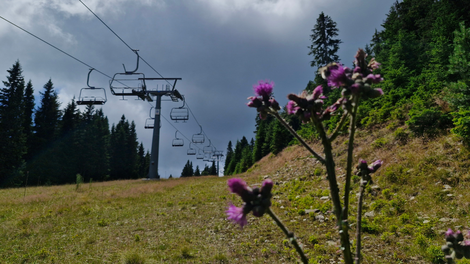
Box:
77, 68, 107, 105
144, 107, 155, 129
203, 139, 213, 154
170, 95, 189, 122
192, 125, 205, 144
109, 50, 148, 100
172, 131, 184, 147
187, 143, 196, 155
196, 149, 204, 159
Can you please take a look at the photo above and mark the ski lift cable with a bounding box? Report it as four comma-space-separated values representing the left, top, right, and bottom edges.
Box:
78, 1, 218, 152
78, 0, 214, 146
0, 15, 131, 89
79, 0, 172, 87
160, 113, 204, 152
184, 101, 213, 144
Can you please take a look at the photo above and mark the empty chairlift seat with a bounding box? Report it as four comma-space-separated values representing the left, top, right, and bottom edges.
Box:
172, 131, 184, 147
170, 96, 189, 122
187, 143, 196, 155
77, 68, 107, 106
192, 125, 205, 144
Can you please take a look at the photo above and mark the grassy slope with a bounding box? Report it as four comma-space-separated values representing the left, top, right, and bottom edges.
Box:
2, 125, 470, 263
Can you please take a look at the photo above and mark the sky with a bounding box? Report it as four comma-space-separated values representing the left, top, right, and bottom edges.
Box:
0, 0, 397, 178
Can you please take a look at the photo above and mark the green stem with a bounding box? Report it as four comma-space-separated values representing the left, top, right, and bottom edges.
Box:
329, 111, 349, 143
271, 111, 325, 164
343, 95, 360, 220
266, 207, 309, 264
355, 177, 367, 264
313, 119, 353, 264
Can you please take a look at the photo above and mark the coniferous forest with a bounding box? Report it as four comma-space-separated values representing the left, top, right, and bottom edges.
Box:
224, 0, 470, 175
0, 61, 150, 187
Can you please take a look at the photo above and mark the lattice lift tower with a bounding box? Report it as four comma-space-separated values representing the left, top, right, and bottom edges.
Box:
109, 51, 182, 179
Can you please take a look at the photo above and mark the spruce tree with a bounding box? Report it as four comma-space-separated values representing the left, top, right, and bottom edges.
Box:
0, 61, 26, 186
194, 165, 201, 176
23, 80, 34, 161
33, 79, 61, 155
308, 12, 341, 68
224, 141, 233, 175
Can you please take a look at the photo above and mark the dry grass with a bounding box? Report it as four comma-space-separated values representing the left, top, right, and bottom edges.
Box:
2, 125, 470, 263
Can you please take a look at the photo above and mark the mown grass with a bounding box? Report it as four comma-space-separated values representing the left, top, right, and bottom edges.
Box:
3, 125, 470, 263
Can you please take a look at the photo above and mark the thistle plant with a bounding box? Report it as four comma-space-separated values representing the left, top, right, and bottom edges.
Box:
442, 229, 470, 263
226, 49, 384, 264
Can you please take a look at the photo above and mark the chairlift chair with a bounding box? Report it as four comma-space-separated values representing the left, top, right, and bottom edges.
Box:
170, 95, 189, 122
109, 50, 148, 100
144, 107, 155, 129
192, 125, 205, 144
77, 68, 107, 105
172, 131, 184, 147
187, 143, 196, 155
203, 139, 213, 154
196, 149, 204, 159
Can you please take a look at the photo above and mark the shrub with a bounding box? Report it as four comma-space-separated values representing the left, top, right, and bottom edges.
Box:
406, 108, 452, 137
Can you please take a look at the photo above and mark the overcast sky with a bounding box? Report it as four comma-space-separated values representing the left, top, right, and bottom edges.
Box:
0, 0, 397, 178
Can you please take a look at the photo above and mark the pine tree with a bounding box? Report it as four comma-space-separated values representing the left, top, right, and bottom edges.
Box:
23, 80, 34, 161
224, 141, 233, 175
109, 115, 138, 179
210, 161, 217, 175
181, 160, 194, 177
308, 12, 341, 68
0, 61, 26, 186
194, 165, 201, 176
33, 79, 61, 155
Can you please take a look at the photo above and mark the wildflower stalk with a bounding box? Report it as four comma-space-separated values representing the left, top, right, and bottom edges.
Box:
328, 111, 349, 143
271, 111, 325, 164
355, 174, 367, 264
344, 95, 360, 219
313, 118, 354, 264
266, 207, 309, 264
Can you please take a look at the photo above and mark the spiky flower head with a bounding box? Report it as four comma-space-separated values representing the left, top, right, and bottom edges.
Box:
247, 80, 280, 120
226, 178, 274, 228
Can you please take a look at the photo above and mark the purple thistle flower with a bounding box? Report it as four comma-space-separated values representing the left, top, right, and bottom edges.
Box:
327, 65, 349, 88
253, 80, 274, 97
368, 88, 384, 98
312, 85, 323, 100
368, 160, 383, 173
445, 228, 454, 238
286, 101, 299, 115
228, 178, 253, 203
226, 204, 248, 228
368, 58, 381, 70
247, 96, 262, 108
365, 74, 384, 84
261, 179, 273, 197
358, 159, 369, 171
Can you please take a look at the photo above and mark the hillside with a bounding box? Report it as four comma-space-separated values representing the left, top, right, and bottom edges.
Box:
1, 124, 470, 263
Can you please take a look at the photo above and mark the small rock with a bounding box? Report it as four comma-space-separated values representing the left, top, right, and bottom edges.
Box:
439, 218, 450, 222
364, 211, 375, 218
320, 196, 329, 200
443, 184, 452, 190
423, 220, 430, 224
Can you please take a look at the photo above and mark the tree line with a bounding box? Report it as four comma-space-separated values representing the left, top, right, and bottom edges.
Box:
224, 0, 470, 174
180, 160, 217, 177
0, 61, 149, 188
